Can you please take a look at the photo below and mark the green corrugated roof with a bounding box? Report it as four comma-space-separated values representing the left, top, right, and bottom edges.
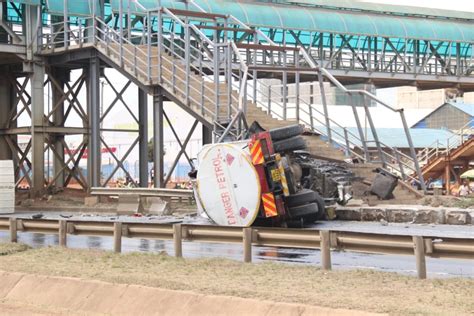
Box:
45, 0, 474, 43
125, 0, 474, 42
283, 0, 474, 21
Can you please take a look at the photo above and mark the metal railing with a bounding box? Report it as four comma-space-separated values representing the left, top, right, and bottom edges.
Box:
36, 0, 427, 190
417, 119, 474, 166
1, 217, 473, 279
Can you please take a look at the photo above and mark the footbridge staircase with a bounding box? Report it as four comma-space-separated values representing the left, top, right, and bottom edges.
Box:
37, 0, 427, 194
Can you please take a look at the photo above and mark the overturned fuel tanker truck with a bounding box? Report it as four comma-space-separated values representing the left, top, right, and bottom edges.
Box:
189, 124, 355, 227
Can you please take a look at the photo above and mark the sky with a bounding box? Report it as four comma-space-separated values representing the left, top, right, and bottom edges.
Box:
361, 0, 474, 12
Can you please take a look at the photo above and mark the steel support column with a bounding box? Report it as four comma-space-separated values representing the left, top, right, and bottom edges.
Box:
0, 75, 14, 160
202, 125, 213, 145
153, 91, 164, 188
30, 63, 45, 196
87, 57, 101, 188
51, 69, 69, 188
138, 88, 148, 188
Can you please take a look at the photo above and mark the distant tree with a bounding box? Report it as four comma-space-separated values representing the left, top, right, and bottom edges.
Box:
148, 138, 166, 163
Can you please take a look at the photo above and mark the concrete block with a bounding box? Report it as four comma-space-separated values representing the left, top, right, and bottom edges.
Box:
335, 207, 361, 221
117, 195, 139, 215
468, 211, 474, 225
361, 208, 387, 221
141, 197, 169, 215
445, 210, 469, 225
84, 196, 99, 207
386, 208, 415, 223
413, 209, 445, 224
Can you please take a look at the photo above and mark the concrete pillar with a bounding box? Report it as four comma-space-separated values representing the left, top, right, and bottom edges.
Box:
153, 91, 164, 188
138, 88, 148, 188
31, 63, 45, 196
87, 57, 101, 188
0, 74, 13, 160
51, 69, 69, 188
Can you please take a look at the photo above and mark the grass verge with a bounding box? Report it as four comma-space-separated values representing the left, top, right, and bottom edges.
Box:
0, 243, 472, 315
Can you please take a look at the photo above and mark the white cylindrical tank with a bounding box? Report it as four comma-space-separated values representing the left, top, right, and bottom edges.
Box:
195, 143, 261, 227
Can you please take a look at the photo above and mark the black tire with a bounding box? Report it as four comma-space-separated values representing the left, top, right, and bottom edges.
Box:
285, 189, 318, 208
273, 136, 307, 153
313, 192, 327, 220
287, 202, 319, 220
270, 125, 304, 141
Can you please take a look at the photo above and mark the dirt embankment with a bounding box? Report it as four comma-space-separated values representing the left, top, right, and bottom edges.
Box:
0, 243, 473, 315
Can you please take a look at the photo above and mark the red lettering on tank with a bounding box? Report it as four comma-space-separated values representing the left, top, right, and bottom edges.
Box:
212, 150, 237, 225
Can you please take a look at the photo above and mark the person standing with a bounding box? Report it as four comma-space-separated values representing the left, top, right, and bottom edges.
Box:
458, 181, 471, 197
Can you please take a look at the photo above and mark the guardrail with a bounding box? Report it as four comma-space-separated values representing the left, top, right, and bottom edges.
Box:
89, 187, 194, 198
1, 217, 472, 279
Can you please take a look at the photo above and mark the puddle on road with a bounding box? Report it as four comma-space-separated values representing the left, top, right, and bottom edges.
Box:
0, 231, 472, 279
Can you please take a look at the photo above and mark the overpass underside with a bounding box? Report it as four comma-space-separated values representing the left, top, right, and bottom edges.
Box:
0, 0, 472, 195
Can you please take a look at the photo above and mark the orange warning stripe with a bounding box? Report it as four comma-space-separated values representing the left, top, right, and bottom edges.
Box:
250, 140, 264, 165
262, 193, 277, 217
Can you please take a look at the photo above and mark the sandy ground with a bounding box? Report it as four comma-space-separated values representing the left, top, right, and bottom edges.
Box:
0, 243, 473, 315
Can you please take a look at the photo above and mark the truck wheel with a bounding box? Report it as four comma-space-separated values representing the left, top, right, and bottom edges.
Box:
273, 136, 307, 153
285, 189, 318, 208
270, 125, 304, 141
313, 192, 327, 220
287, 202, 319, 220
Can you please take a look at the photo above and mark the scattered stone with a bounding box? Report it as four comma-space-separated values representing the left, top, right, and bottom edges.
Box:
46, 195, 53, 202
413, 209, 445, 224
21, 199, 34, 207
386, 208, 416, 223
445, 210, 469, 225
346, 199, 364, 207
380, 219, 388, 226
335, 207, 361, 221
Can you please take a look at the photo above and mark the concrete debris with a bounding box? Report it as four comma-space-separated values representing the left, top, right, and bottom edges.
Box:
445, 211, 470, 225
336, 206, 473, 225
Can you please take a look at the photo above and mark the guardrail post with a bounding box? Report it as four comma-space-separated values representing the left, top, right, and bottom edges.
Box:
173, 224, 183, 258
243, 227, 252, 263
320, 230, 331, 270
9, 218, 17, 243
413, 236, 427, 279
114, 222, 122, 253
59, 220, 67, 247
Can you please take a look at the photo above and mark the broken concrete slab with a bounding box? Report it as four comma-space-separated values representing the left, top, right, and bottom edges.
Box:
445, 210, 470, 225
361, 208, 387, 222
141, 197, 170, 215
335, 207, 361, 221
413, 209, 445, 224
386, 208, 416, 223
